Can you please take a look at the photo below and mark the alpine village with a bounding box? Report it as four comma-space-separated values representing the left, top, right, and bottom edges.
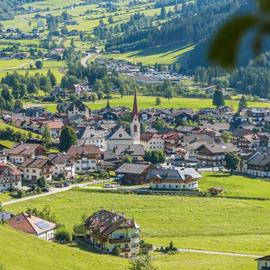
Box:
0, 1, 270, 270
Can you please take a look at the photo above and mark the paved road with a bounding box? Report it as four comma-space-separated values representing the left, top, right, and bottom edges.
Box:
1, 180, 111, 207
81, 53, 96, 67
177, 248, 261, 258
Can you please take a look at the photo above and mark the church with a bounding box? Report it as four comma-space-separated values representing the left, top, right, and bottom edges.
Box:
106, 91, 141, 150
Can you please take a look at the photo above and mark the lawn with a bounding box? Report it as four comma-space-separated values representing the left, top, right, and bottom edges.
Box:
0, 121, 41, 138
0, 192, 12, 203
0, 140, 15, 149
103, 43, 195, 65
201, 172, 270, 199
6, 189, 270, 255
25, 95, 270, 113
0, 225, 257, 270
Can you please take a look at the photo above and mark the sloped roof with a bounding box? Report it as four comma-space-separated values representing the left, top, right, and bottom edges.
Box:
8, 213, 56, 235
85, 209, 139, 238
147, 167, 202, 181
8, 143, 45, 156
67, 145, 102, 156
116, 163, 153, 174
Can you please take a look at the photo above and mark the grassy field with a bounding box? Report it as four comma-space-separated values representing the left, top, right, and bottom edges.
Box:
201, 172, 270, 199
0, 140, 15, 149
6, 189, 270, 255
104, 44, 195, 65
0, 121, 41, 138
0, 225, 256, 270
24, 95, 270, 113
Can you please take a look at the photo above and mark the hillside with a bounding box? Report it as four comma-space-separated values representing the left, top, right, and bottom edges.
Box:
0, 225, 128, 270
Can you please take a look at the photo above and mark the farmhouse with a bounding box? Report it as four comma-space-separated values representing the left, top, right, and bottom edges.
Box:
195, 143, 238, 167
77, 126, 107, 150
67, 145, 103, 173
140, 132, 164, 151
7, 213, 56, 241
58, 100, 91, 119
48, 153, 75, 179
115, 163, 155, 185
244, 152, 270, 178
0, 162, 22, 192
85, 210, 140, 258
148, 167, 202, 191
8, 143, 47, 165
21, 158, 54, 182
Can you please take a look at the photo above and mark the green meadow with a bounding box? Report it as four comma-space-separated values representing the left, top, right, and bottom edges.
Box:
103, 44, 195, 65
24, 95, 270, 113
201, 172, 270, 199
0, 225, 256, 270
6, 188, 270, 255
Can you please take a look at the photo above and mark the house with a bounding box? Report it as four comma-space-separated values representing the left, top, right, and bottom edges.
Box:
115, 163, 155, 185
67, 145, 103, 173
77, 126, 107, 150
7, 213, 56, 241
148, 167, 201, 191
195, 143, 239, 167
21, 158, 54, 182
0, 162, 22, 192
246, 108, 270, 124
58, 100, 91, 119
140, 133, 164, 151
8, 143, 47, 165
85, 209, 140, 258
44, 121, 64, 139
256, 255, 270, 270
235, 133, 261, 150
48, 153, 75, 179
244, 151, 270, 178
112, 144, 145, 162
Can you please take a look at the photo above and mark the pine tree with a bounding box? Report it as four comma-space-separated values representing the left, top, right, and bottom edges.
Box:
213, 90, 225, 108
59, 126, 77, 152
42, 126, 52, 149
238, 95, 248, 111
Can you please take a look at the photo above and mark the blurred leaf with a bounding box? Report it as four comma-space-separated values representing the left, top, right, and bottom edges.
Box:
209, 15, 257, 68
258, 0, 270, 12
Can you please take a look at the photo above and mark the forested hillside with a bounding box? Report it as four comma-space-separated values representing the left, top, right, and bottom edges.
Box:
0, 0, 43, 20
105, 0, 249, 54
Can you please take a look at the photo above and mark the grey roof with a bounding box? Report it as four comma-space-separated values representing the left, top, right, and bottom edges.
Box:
247, 152, 270, 167
147, 167, 202, 181
116, 163, 152, 174
114, 145, 145, 157
107, 125, 133, 140
77, 126, 106, 140
197, 143, 238, 154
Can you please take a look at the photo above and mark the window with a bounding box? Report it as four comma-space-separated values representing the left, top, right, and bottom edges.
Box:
134, 125, 137, 133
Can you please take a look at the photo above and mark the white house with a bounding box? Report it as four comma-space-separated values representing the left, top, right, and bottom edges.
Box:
77, 126, 107, 150
85, 210, 140, 258
140, 132, 164, 151
67, 145, 103, 173
8, 213, 56, 241
48, 153, 75, 179
21, 158, 54, 182
0, 162, 22, 192
147, 167, 202, 191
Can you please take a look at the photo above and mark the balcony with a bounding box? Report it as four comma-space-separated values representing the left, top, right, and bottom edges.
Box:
131, 234, 139, 239
109, 238, 130, 244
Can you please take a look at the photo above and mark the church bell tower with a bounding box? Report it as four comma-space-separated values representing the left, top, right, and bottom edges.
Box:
130, 90, 141, 144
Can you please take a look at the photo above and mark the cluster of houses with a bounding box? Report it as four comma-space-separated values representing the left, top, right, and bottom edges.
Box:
1, 209, 140, 258
95, 57, 188, 84
2, 91, 270, 193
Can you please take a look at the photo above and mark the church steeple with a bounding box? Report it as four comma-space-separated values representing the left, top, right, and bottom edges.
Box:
132, 90, 138, 119
130, 90, 140, 144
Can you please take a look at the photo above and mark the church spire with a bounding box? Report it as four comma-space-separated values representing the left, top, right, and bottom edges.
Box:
132, 90, 138, 119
